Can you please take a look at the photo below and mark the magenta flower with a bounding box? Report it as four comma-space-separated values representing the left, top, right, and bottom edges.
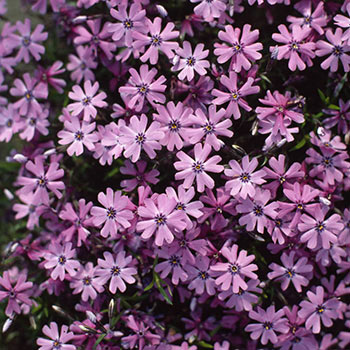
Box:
119, 114, 164, 162
99, 120, 125, 163
0, 104, 22, 142
190, 0, 226, 21
137, 193, 187, 246
245, 305, 289, 345
69, 262, 104, 302
316, 28, 350, 72
298, 286, 339, 334
67, 80, 107, 122
214, 24, 263, 72
96, 251, 137, 293
186, 105, 233, 151
132, 17, 179, 64
35, 61, 66, 93
16, 156, 65, 206
91, 188, 134, 238
19, 108, 49, 142
10, 72, 48, 116
58, 115, 98, 156
271, 24, 316, 71
108, 3, 146, 47
37, 322, 76, 350
267, 251, 313, 292
174, 143, 224, 193
224, 155, 266, 200
43, 242, 80, 281
172, 41, 209, 81
322, 99, 350, 135
153, 101, 194, 151
334, 5, 350, 43
211, 244, 258, 293
119, 65, 166, 112
10, 19, 47, 63
0, 270, 33, 317
236, 188, 279, 233
298, 206, 344, 249
212, 71, 260, 119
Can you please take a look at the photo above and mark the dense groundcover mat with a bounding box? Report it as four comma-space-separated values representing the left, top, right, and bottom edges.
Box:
1, 0, 350, 348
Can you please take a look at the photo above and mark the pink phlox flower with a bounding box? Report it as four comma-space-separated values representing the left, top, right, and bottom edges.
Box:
212, 71, 260, 120
132, 17, 179, 65
0, 270, 33, 317
16, 156, 65, 206
91, 124, 115, 166
173, 342, 197, 350
245, 305, 289, 345
298, 205, 344, 250
73, 19, 116, 60
0, 22, 17, 56
35, 61, 66, 93
180, 14, 204, 38
339, 208, 350, 245
108, 3, 146, 47
0, 104, 22, 142
59, 198, 94, 247
225, 155, 266, 200
263, 154, 304, 197
190, 0, 226, 21
316, 28, 350, 72
172, 41, 209, 81
266, 213, 294, 245
316, 241, 346, 268
298, 286, 339, 334
174, 143, 224, 193
334, 3, 350, 43
96, 250, 137, 293
31, 0, 65, 14
153, 101, 194, 151
165, 185, 204, 229
19, 108, 50, 141
43, 242, 80, 281
69, 262, 104, 302
155, 246, 188, 285
310, 127, 347, 151
218, 279, 261, 311
137, 193, 187, 246
198, 187, 236, 231
287, 1, 328, 35
214, 24, 263, 72
181, 311, 216, 341
267, 251, 313, 292
120, 160, 160, 192
37, 322, 76, 350
91, 188, 134, 238
58, 114, 98, 156
236, 188, 279, 233
119, 114, 164, 162
119, 64, 166, 112
10, 72, 48, 116
67, 80, 107, 122
67, 46, 97, 84
322, 99, 350, 135
186, 105, 233, 151
210, 244, 258, 294
10, 19, 48, 63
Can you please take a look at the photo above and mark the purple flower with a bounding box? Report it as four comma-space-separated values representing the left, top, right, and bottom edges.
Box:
0, 270, 33, 316
210, 244, 258, 293
212, 71, 260, 120
298, 206, 344, 249
271, 24, 316, 71
37, 322, 76, 350
174, 143, 224, 193
67, 80, 107, 122
119, 114, 164, 162
10, 19, 47, 63
245, 305, 289, 345
322, 99, 350, 135
19, 108, 50, 141
214, 24, 263, 72
99, 120, 125, 163
43, 242, 80, 281
132, 17, 179, 64
316, 28, 350, 72
69, 262, 104, 301
119, 64, 166, 112
136, 193, 187, 246
186, 105, 233, 151
91, 188, 134, 238
236, 188, 279, 233
0, 104, 22, 142
58, 115, 98, 156
35, 61, 66, 93
334, 4, 350, 43
268, 251, 313, 292
172, 41, 210, 81
190, 0, 226, 21
96, 251, 137, 293
298, 286, 339, 333
224, 155, 266, 200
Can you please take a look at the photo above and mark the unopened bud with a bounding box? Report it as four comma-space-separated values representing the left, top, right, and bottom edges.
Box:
86, 310, 97, 324
79, 324, 98, 334
72, 16, 87, 24
276, 138, 287, 148
2, 316, 14, 333
13, 154, 28, 163
43, 148, 57, 157
29, 315, 37, 330
156, 5, 168, 17
317, 126, 326, 137
108, 299, 115, 320
4, 189, 14, 200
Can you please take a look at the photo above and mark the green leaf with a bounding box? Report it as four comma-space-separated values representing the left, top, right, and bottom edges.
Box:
144, 279, 154, 292
0, 161, 20, 173
291, 135, 309, 151
154, 272, 173, 305
327, 104, 340, 110
93, 334, 107, 350
197, 341, 214, 349
317, 88, 327, 104
334, 72, 348, 98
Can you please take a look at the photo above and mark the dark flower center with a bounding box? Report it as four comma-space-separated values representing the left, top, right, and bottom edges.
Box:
137, 83, 149, 95
150, 34, 162, 46
169, 255, 180, 266
58, 255, 66, 265
192, 161, 204, 173
286, 268, 295, 278
186, 56, 196, 66
83, 276, 91, 285
154, 214, 167, 226
123, 19, 133, 29
168, 120, 181, 132
198, 271, 209, 280
231, 91, 239, 100
53, 340, 61, 349
22, 36, 31, 47
106, 207, 117, 219
203, 122, 214, 134
74, 131, 84, 141
9, 289, 16, 298
37, 176, 48, 187
82, 96, 91, 106
6, 119, 12, 127
317, 306, 325, 314
263, 321, 273, 330
290, 41, 300, 51
176, 202, 186, 211
322, 156, 333, 168
316, 222, 325, 232
229, 264, 239, 274
304, 15, 312, 25
233, 43, 242, 52
111, 266, 121, 276
332, 45, 343, 57
279, 176, 286, 184
253, 205, 264, 217
240, 172, 251, 183
297, 203, 303, 211
135, 133, 146, 145
25, 91, 33, 101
